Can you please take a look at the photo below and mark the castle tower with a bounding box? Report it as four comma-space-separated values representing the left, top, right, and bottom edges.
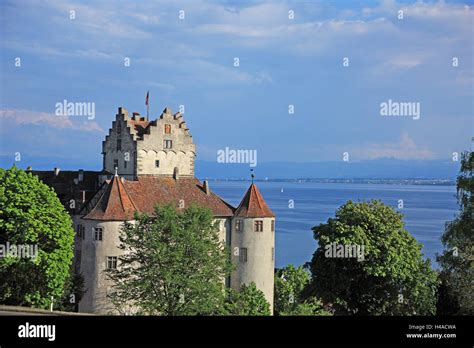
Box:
231, 183, 275, 313
102, 107, 196, 180
78, 173, 137, 313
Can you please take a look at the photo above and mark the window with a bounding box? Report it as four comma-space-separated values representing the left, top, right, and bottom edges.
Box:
164, 124, 171, 134
155, 160, 160, 168
94, 227, 103, 241
107, 256, 117, 269
235, 219, 242, 232
239, 248, 247, 262
271, 220, 275, 232
117, 139, 121, 151
113, 159, 118, 169
164, 139, 172, 149
117, 122, 121, 134
272, 247, 274, 261
254, 220, 263, 232
124, 160, 127, 169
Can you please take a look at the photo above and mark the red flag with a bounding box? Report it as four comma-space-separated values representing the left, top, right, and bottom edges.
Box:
145, 91, 149, 106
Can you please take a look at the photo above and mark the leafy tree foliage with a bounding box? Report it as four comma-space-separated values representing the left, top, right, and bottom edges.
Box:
307, 200, 438, 315
285, 297, 331, 316
224, 283, 271, 316
437, 151, 474, 315
0, 166, 75, 309
106, 204, 233, 315
274, 264, 330, 315
56, 265, 85, 312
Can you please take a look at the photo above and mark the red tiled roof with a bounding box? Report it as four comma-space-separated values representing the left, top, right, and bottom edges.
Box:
235, 183, 274, 218
83, 175, 138, 221
128, 118, 151, 137
83, 176, 235, 220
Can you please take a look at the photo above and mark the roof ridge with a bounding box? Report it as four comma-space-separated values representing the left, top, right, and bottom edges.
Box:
253, 184, 263, 210
114, 175, 138, 212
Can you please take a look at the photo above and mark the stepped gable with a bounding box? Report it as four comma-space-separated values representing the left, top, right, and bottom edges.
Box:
235, 183, 274, 218
83, 174, 138, 221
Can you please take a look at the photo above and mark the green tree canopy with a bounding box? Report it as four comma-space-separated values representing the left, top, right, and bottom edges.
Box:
307, 200, 438, 315
274, 264, 309, 314
0, 166, 75, 309
437, 151, 474, 315
106, 204, 233, 315
224, 283, 271, 316
274, 264, 330, 316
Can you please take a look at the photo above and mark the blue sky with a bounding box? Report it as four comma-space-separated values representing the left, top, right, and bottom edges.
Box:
0, 0, 472, 169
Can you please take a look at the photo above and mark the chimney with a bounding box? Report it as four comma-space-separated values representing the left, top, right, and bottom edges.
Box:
78, 169, 84, 182
54, 167, 60, 176
173, 167, 179, 180
203, 180, 210, 195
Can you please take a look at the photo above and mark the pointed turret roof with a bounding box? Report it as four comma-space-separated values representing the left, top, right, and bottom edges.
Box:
83, 175, 138, 221
235, 183, 274, 218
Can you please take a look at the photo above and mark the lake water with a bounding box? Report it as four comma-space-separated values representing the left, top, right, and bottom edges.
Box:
210, 181, 459, 269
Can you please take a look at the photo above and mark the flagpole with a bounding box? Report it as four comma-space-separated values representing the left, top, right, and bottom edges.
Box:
146, 91, 149, 120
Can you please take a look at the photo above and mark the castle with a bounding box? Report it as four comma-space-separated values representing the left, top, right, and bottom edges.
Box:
31, 106, 275, 314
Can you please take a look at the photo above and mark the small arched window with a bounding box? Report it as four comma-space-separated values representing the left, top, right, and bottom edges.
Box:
165, 124, 171, 134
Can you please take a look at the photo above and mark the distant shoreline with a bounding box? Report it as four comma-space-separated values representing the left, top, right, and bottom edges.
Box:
203, 178, 456, 186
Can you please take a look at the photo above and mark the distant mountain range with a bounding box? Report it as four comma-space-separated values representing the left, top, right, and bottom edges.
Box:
0, 155, 460, 180
195, 159, 460, 180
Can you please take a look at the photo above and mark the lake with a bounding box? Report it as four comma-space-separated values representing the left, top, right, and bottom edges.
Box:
209, 181, 459, 269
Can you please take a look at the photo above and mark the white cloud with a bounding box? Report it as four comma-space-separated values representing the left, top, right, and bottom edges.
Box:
0, 109, 104, 132
353, 132, 435, 160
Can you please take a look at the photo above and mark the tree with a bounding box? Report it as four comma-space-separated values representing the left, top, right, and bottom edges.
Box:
56, 264, 85, 312
307, 200, 438, 315
437, 151, 474, 315
224, 283, 271, 316
0, 166, 75, 309
286, 297, 331, 316
274, 264, 330, 316
106, 204, 233, 315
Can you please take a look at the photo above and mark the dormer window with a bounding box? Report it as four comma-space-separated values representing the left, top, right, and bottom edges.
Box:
165, 124, 171, 134
164, 140, 172, 149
